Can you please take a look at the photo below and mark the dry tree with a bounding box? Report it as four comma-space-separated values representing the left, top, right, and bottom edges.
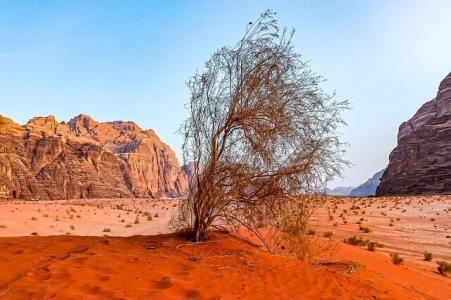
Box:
176, 10, 348, 256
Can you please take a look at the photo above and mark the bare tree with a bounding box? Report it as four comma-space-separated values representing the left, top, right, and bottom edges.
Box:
177, 10, 348, 249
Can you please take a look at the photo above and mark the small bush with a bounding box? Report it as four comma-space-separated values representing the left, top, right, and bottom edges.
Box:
390, 253, 404, 265
423, 252, 433, 261
344, 236, 366, 246
323, 231, 333, 238
31, 232, 38, 236
359, 225, 371, 233
367, 242, 376, 252
436, 261, 450, 275
308, 229, 316, 235
103, 228, 111, 233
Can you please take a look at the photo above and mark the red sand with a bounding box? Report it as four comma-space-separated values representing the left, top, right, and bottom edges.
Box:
0, 196, 450, 299
0, 232, 450, 299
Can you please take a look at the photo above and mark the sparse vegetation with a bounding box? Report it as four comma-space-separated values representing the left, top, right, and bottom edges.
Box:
344, 236, 367, 246
423, 252, 433, 261
390, 253, 404, 265
359, 225, 371, 233
323, 232, 333, 238
367, 242, 376, 252
436, 261, 450, 275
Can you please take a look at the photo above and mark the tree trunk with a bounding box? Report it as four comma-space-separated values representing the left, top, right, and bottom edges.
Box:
193, 214, 206, 242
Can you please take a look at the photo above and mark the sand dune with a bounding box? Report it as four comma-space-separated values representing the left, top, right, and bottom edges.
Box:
1, 232, 450, 299
0, 196, 450, 299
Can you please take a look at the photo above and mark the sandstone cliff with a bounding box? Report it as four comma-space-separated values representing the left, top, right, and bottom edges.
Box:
0, 114, 188, 200
377, 73, 451, 195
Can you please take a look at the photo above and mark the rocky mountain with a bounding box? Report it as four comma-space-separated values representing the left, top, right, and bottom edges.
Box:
349, 169, 384, 196
0, 114, 188, 200
377, 73, 451, 195
326, 186, 354, 196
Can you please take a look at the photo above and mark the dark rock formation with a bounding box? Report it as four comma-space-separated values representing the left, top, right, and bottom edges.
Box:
350, 169, 384, 196
0, 114, 188, 200
377, 73, 451, 195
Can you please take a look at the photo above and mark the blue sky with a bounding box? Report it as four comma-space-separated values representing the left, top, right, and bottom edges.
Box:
1, 0, 450, 188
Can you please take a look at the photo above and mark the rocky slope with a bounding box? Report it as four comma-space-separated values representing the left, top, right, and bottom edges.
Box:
377, 73, 451, 195
326, 186, 354, 196
0, 114, 188, 200
349, 169, 384, 196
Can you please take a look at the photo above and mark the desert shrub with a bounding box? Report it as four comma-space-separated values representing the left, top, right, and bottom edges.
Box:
175, 9, 348, 253
423, 252, 433, 261
344, 236, 366, 246
436, 261, 451, 275
359, 225, 371, 233
323, 232, 333, 238
31, 232, 38, 236
390, 253, 404, 265
103, 228, 111, 232
308, 229, 316, 235
367, 242, 376, 252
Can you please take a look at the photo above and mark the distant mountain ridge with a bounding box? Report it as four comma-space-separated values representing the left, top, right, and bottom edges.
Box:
350, 169, 384, 196
0, 114, 188, 200
326, 186, 354, 196
327, 169, 385, 196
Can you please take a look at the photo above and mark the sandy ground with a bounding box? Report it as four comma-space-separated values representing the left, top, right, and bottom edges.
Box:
310, 195, 451, 262
0, 198, 177, 237
1, 232, 450, 300
0, 196, 450, 299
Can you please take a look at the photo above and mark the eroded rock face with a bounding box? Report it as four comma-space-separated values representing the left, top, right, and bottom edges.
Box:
0, 114, 188, 200
377, 73, 451, 195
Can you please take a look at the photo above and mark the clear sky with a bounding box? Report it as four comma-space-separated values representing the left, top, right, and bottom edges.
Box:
1, 0, 450, 188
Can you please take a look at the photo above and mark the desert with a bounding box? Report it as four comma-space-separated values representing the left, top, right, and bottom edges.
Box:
2, 2, 451, 299
0, 196, 450, 299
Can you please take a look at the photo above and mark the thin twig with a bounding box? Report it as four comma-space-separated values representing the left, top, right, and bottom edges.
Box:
0, 285, 11, 297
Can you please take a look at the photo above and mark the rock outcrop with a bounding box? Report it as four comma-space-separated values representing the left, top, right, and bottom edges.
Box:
377, 73, 451, 195
350, 169, 384, 196
0, 114, 188, 200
